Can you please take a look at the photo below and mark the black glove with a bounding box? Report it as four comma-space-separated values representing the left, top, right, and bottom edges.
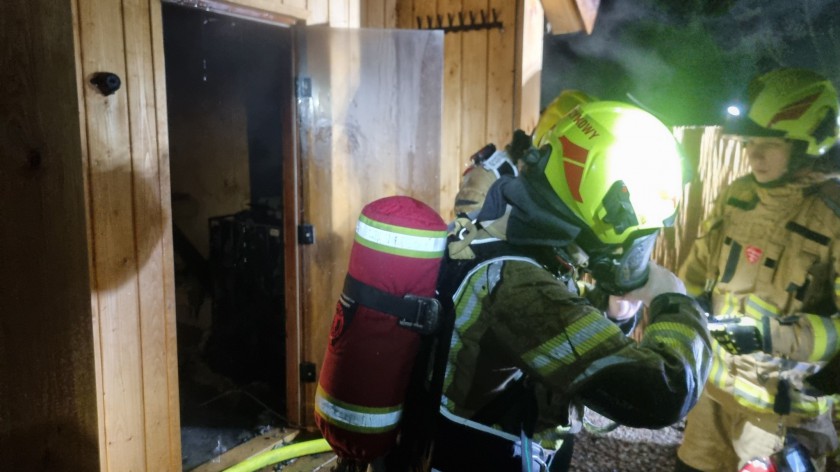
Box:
708, 318, 763, 355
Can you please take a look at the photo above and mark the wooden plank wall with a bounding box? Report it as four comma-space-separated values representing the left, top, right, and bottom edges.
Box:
292, 24, 444, 427
0, 1, 100, 470
73, 0, 181, 469
518, 0, 544, 133
413, 0, 520, 221
364, 0, 540, 221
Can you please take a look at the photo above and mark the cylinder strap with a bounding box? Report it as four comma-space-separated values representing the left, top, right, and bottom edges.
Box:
343, 274, 441, 334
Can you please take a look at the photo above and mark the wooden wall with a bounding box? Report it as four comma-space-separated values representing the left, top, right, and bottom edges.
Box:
290, 26, 445, 428
364, 0, 543, 220
0, 1, 100, 470
74, 0, 182, 468
2, 0, 544, 468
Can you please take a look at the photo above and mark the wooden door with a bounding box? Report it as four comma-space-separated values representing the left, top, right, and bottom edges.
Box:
287, 26, 444, 427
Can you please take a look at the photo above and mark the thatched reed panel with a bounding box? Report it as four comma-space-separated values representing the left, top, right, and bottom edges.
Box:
653, 126, 750, 272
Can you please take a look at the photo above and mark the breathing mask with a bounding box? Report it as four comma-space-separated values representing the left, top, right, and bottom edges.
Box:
586, 230, 658, 295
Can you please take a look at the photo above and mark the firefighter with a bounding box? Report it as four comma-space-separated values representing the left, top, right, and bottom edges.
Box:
675, 68, 840, 471
430, 100, 713, 471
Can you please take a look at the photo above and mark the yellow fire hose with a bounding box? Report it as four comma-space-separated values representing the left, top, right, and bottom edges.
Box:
223, 438, 333, 472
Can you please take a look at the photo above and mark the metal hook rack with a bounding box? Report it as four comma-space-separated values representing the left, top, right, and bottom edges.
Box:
415, 9, 503, 34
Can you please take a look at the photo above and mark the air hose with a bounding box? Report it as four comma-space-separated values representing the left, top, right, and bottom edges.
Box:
223, 438, 332, 472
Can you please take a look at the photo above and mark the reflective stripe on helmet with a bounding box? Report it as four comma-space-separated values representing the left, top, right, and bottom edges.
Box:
314, 385, 402, 434
355, 215, 447, 259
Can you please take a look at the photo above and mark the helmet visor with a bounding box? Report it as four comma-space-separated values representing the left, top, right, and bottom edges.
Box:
722, 115, 786, 140
590, 230, 658, 295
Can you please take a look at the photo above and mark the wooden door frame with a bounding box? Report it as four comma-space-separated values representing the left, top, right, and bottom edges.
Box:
284, 22, 306, 429
159, 0, 309, 430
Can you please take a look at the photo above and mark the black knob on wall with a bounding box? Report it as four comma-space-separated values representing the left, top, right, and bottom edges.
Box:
90, 72, 121, 96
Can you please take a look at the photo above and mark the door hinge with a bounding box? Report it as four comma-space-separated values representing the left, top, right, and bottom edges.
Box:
297, 223, 315, 245
300, 362, 316, 383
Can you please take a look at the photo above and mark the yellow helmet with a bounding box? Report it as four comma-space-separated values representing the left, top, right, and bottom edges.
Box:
727, 68, 839, 156
533, 90, 596, 147
524, 100, 683, 293
538, 101, 683, 246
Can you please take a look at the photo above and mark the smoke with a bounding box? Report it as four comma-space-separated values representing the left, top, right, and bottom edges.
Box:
542, 0, 840, 125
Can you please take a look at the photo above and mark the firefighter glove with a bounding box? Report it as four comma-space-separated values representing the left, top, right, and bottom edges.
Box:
708, 316, 767, 355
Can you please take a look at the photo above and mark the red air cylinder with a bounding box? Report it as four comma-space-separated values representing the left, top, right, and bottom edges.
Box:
315, 196, 448, 462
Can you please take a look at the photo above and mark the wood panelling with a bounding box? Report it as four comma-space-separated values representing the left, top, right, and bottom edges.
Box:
288, 1, 542, 431
124, 2, 179, 468
395, 0, 541, 221
460, 0, 490, 183
436, 0, 464, 221
518, 0, 544, 132
328, 0, 361, 27
294, 26, 444, 427
309, 0, 330, 24
4, 1, 546, 466
487, 2, 516, 146
149, 0, 184, 463
75, 0, 180, 467
0, 0, 99, 469
361, 0, 398, 27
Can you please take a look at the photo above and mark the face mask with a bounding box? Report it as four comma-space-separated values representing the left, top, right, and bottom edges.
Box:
588, 231, 658, 295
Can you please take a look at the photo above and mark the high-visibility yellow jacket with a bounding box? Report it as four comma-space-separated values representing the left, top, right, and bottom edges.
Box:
680, 173, 840, 421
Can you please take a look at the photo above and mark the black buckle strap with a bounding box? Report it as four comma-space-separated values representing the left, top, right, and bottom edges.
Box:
342, 274, 441, 334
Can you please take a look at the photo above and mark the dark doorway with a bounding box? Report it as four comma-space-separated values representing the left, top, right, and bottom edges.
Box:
161, 3, 294, 469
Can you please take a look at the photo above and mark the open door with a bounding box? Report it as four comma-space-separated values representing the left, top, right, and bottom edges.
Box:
286, 26, 444, 428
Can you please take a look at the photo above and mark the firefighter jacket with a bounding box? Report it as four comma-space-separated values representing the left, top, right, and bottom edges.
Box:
435, 233, 712, 455
679, 172, 840, 421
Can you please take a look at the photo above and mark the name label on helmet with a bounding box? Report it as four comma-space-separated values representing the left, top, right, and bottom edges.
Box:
570, 109, 601, 140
